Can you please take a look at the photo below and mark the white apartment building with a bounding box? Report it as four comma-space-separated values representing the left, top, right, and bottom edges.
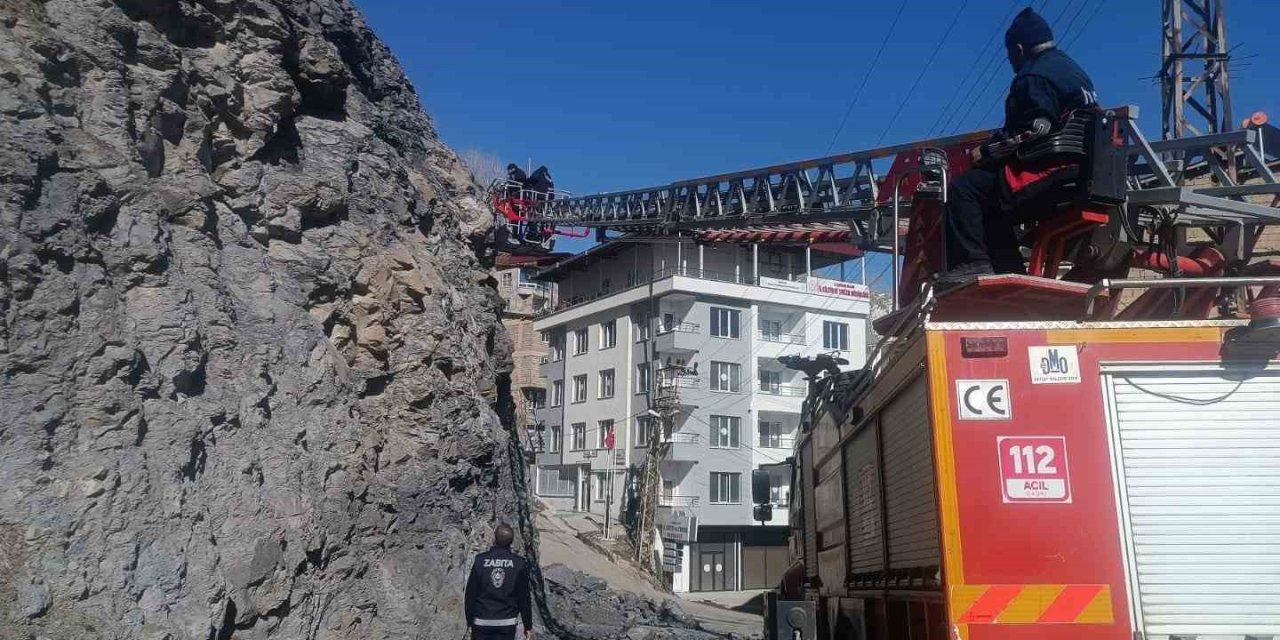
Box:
531, 239, 869, 593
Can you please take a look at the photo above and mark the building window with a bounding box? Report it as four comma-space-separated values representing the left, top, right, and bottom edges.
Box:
709, 472, 741, 504
823, 321, 849, 351
551, 380, 564, 407
710, 307, 740, 339
526, 389, 547, 410
550, 333, 565, 361
536, 466, 575, 497
759, 318, 781, 340
710, 415, 740, 448
540, 331, 550, 344
636, 364, 651, 394
594, 472, 609, 501
572, 375, 587, 403
549, 425, 562, 453
662, 480, 675, 501
599, 320, 617, 349
770, 475, 790, 506
759, 370, 781, 393
571, 423, 586, 451
633, 416, 653, 447
710, 361, 741, 393
634, 313, 650, 341
759, 421, 784, 448
501, 272, 513, 288
598, 369, 615, 399
572, 328, 589, 355
597, 419, 614, 449
661, 312, 676, 333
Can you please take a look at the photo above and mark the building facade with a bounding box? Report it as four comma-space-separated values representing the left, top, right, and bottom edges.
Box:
494, 254, 563, 450
531, 240, 869, 592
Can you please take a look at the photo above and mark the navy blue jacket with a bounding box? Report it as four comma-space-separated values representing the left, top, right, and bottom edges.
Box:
1001, 47, 1097, 138
464, 547, 532, 630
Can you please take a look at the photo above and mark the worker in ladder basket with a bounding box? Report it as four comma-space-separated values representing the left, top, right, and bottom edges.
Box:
937, 7, 1099, 286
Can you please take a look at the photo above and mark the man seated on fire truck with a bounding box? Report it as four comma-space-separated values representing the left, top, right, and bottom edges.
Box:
936, 7, 1099, 286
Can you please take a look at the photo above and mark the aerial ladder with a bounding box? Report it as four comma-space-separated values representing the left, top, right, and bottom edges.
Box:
511, 106, 1279, 324
507, 106, 1280, 640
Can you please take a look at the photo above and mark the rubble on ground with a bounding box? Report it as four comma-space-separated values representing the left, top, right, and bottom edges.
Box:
540, 564, 760, 640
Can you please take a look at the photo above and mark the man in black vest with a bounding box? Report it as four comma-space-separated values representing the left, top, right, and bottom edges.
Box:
464, 523, 533, 640
937, 7, 1098, 285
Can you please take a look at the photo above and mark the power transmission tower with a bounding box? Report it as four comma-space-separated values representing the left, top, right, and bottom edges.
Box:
1160, 0, 1233, 142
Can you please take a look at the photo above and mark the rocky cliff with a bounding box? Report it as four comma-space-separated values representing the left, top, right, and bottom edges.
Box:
0, 1, 516, 638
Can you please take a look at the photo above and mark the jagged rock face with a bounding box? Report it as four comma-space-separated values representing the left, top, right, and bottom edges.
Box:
0, 1, 514, 638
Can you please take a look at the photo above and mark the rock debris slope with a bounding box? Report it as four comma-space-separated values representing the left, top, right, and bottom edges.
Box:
0, 1, 516, 638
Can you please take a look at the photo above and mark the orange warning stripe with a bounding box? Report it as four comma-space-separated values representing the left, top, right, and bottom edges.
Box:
952, 584, 1113, 624
926, 332, 967, 640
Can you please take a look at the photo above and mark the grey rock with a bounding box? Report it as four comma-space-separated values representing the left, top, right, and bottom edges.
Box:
0, 1, 510, 639
540, 564, 736, 640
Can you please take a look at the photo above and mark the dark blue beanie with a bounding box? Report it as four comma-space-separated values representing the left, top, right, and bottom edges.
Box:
1005, 7, 1054, 49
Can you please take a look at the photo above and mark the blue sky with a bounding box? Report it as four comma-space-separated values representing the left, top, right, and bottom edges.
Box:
355, 0, 1280, 279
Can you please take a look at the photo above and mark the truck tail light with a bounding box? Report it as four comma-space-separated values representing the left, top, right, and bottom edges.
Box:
961, 336, 1008, 358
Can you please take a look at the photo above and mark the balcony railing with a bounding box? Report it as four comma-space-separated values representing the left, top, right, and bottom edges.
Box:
534, 267, 866, 320
670, 432, 700, 445
657, 321, 700, 335
658, 374, 701, 389
758, 436, 797, 450
759, 332, 806, 345
517, 281, 550, 294
759, 383, 806, 397
659, 495, 700, 508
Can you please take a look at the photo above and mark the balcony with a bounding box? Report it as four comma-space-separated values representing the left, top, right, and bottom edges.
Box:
657, 373, 701, 390
665, 431, 701, 462
758, 383, 806, 397
659, 495, 700, 508
655, 321, 701, 353
534, 267, 868, 322
758, 332, 806, 345
517, 281, 551, 295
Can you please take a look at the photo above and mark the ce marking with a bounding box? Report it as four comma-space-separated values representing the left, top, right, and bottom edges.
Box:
955, 379, 1012, 421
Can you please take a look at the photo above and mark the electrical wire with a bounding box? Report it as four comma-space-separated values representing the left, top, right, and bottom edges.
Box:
1118, 376, 1247, 406
824, 0, 909, 154
947, 0, 1055, 134
874, 0, 975, 147
926, 0, 1023, 137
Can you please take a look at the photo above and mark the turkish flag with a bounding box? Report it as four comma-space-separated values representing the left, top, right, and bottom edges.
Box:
604, 425, 616, 450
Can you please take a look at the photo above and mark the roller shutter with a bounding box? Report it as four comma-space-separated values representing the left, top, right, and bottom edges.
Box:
881, 375, 939, 571
1109, 369, 1280, 640
799, 442, 818, 579
845, 424, 883, 577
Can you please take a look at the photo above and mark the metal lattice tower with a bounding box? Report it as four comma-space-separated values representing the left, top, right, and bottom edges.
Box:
634, 366, 685, 572
1160, 0, 1233, 141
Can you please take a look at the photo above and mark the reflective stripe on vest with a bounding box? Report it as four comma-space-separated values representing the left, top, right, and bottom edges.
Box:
474, 617, 519, 627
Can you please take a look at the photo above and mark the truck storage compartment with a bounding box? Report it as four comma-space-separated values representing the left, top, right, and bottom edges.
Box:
1108, 368, 1280, 640
844, 422, 883, 584
880, 375, 939, 584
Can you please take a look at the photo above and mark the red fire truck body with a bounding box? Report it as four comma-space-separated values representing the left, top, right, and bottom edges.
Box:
794, 298, 1279, 640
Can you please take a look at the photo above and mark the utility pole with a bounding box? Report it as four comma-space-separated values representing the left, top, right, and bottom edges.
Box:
1160, 0, 1233, 142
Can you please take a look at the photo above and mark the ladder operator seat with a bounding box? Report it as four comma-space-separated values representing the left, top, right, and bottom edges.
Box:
1005, 109, 1128, 278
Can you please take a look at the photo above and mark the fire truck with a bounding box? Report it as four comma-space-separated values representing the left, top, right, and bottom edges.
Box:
507, 9, 1280, 637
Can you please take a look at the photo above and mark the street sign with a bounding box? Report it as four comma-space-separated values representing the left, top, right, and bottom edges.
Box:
662, 542, 684, 573
657, 509, 696, 544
